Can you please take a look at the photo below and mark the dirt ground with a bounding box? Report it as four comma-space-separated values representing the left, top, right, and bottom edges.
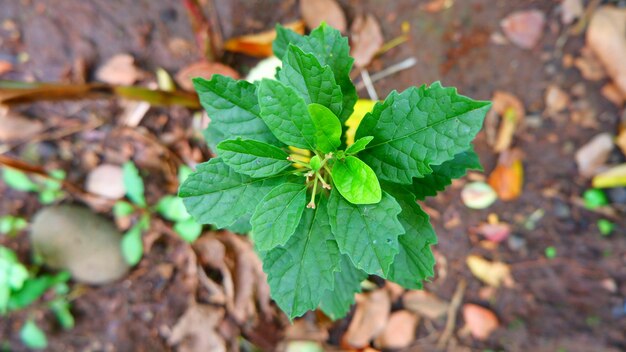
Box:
1, 0, 625, 351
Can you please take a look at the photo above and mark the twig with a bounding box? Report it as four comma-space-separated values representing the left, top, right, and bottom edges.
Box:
356, 57, 417, 91
360, 69, 379, 101
437, 279, 466, 349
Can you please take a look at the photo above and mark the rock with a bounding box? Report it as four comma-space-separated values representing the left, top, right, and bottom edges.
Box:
95, 54, 143, 85
575, 133, 614, 178
30, 205, 129, 284
587, 7, 626, 98
85, 164, 126, 199
500, 9, 545, 49
374, 310, 419, 350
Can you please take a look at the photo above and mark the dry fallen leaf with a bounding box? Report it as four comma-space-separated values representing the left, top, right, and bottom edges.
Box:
223, 21, 305, 58
0, 60, 12, 75
575, 133, 614, 178
466, 255, 514, 288
561, 0, 584, 25
350, 14, 384, 68
175, 61, 239, 91
85, 164, 126, 199
545, 85, 570, 114
374, 310, 419, 350
421, 0, 455, 13
488, 149, 524, 201
402, 290, 449, 320
168, 304, 226, 352
300, 0, 347, 33
462, 304, 499, 341
601, 83, 625, 107
485, 91, 525, 152
592, 164, 626, 188
500, 9, 545, 50
475, 222, 511, 243
342, 289, 391, 349
95, 54, 143, 85
617, 130, 626, 156
0, 110, 44, 142
587, 6, 626, 97
574, 46, 607, 81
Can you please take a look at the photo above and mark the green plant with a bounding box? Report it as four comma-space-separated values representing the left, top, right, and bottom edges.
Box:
115, 162, 202, 265
179, 23, 490, 319
0, 215, 28, 236
1, 167, 66, 204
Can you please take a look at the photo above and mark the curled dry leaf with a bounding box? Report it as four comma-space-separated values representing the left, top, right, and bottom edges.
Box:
485, 91, 525, 152
466, 255, 514, 288
488, 149, 524, 201
300, 0, 347, 33
350, 14, 384, 68
223, 21, 305, 58
545, 85, 570, 114
462, 304, 499, 341
96, 54, 143, 85
561, 0, 584, 25
402, 290, 449, 320
176, 61, 239, 91
374, 310, 419, 350
86, 164, 126, 199
0, 111, 44, 142
500, 9, 546, 50
168, 304, 226, 352
575, 133, 614, 178
587, 6, 626, 98
342, 289, 391, 349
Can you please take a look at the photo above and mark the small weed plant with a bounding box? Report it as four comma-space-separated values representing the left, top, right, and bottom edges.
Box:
178, 23, 491, 319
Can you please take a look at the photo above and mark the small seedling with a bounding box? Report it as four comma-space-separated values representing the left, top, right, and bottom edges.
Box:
1, 167, 66, 205
582, 188, 608, 210
115, 162, 203, 265
0, 215, 28, 237
179, 24, 490, 319
597, 219, 615, 236
545, 246, 557, 259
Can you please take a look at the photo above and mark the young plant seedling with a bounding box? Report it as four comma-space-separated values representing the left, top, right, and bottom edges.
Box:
114, 162, 202, 265
1, 167, 66, 205
179, 23, 491, 319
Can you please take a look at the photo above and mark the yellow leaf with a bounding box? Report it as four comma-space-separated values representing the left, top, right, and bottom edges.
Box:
224, 21, 305, 58
592, 164, 626, 188
345, 99, 377, 145
466, 255, 514, 288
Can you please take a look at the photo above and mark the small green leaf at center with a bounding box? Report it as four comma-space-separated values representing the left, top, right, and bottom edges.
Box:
331, 156, 381, 204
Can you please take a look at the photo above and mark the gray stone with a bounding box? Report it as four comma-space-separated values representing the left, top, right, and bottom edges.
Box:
30, 205, 129, 284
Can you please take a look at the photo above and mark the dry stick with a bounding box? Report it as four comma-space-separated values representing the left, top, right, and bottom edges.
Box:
360, 69, 379, 101
355, 57, 418, 91
437, 279, 467, 349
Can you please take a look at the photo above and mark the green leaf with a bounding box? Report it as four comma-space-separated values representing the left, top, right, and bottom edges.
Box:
384, 184, 437, 289
8, 272, 70, 311
258, 79, 316, 149
20, 320, 47, 349
122, 161, 146, 207
278, 45, 343, 117
179, 158, 288, 229
345, 136, 374, 155
178, 165, 193, 184
262, 196, 340, 319
411, 147, 482, 200
113, 201, 135, 219
251, 183, 307, 251
50, 298, 74, 330
331, 156, 381, 204
2, 167, 38, 192
156, 195, 191, 222
327, 189, 403, 277
194, 75, 280, 149
0, 246, 29, 313
217, 139, 292, 178
319, 254, 367, 320
310, 155, 322, 171
308, 103, 342, 153
0, 215, 27, 236
121, 222, 144, 266
173, 218, 203, 243
356, 82, 491, 184
274, 23, 357, 123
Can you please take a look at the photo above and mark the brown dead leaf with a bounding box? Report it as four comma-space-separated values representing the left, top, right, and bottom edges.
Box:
466, 255, 514, 288
617, 130, 626, 157
462, 304, 499, 341
175, 61, 239, 91
601, 83, 625, 107
561, 0, 584, 25
421, 0, 455, 13
574, 46, 607, 81
350, 14, 384, 68
575, 133, 614, 178
488, 149, 524, 201
475, 222, 511, 243
0, 110, 44, 142
545, 85, 570, 114
500, 9, 545, 50
85, 164, 125, 199
300, 0, 346, 33
224, 21, 305, 58
402, 290, 449, 320
168, 304, 226, 352
0, 60, 12, 75
374, 310, 419, 350
587, 6, 626, 97
95, 54, 143, 85
342, 289, 391, 349
486, 91, 525, 152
